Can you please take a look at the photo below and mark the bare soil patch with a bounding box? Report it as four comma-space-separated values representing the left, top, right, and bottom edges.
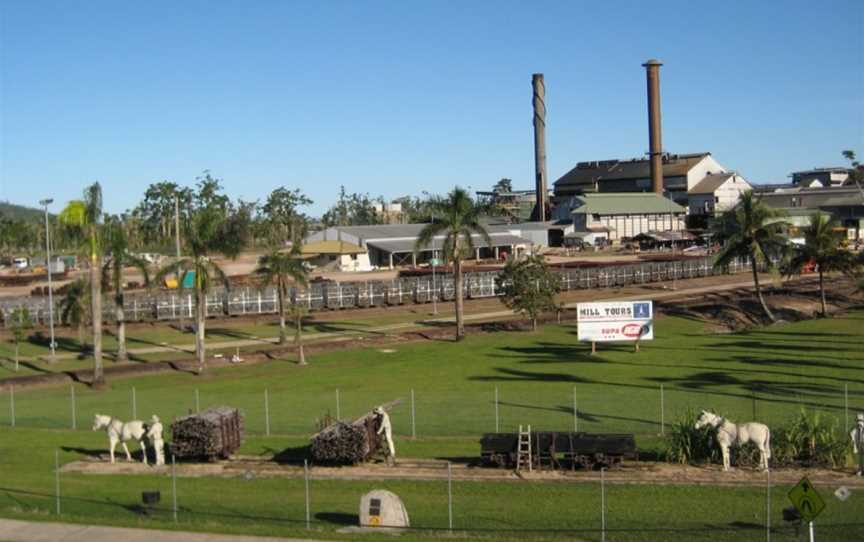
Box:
61, 454, 864, 488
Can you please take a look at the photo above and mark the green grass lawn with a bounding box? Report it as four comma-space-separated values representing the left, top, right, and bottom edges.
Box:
0, 311, 863, 540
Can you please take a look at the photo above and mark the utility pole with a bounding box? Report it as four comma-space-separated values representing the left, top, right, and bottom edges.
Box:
174, 194, 186, 330
40, 198, 56, 361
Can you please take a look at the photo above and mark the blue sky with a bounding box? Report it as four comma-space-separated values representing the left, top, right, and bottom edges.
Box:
1, 1, 861, 216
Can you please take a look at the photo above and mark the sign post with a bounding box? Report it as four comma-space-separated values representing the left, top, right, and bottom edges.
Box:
788, 477, 825, 542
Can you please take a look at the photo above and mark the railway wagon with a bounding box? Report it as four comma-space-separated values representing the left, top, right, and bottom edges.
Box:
480, 431, 637, 470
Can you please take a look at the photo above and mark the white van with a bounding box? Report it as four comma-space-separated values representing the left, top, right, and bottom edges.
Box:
12, 257, 28, 269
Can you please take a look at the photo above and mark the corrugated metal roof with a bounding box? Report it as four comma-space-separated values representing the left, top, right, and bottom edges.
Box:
554, 153, 711, 189
689, 173, 736, 194
367, 233, 532, 254
570, 193, 686, 215
299, 240, 366, 255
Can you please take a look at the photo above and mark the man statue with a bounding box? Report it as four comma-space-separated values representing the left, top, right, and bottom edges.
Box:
375, 406, 396, 466
146, 415, 166, 466
851, 413, 864, 476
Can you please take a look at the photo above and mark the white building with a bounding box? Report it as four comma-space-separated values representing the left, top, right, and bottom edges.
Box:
687, 172, 752, 216
569, 193, 686, 243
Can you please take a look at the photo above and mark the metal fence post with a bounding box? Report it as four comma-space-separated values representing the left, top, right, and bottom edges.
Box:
601, 467, 606, 542
766, 468, 771, 542
494, 387, 499, 432
171, 454, 178, 522
336, 389, 341, 420
410, 389, 416, 439
659, 384, 665, 435
55, 449, 61, 515
447, 461, 453, 532
304, 459, 311, 530
70, 385, 76, 430
845, 384, 849, 430
573, 387, 578, 432
265, 389, 271, 436
132, 386, 137, 420
9, 386, 14, 427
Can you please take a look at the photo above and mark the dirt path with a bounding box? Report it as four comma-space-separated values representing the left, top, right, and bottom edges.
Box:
61, 455, 864, 489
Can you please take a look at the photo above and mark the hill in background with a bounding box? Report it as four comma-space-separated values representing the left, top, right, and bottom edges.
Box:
0, 201, 48, 221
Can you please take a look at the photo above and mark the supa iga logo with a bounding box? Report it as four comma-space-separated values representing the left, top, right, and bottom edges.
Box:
622, 323, 650, 338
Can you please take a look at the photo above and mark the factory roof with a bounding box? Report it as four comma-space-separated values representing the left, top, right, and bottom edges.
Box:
689, 173, 738, 194
554, 153, 712, 189
570, 193, 686, 215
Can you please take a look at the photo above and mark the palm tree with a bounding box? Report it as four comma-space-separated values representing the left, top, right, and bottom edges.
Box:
156, 201, 246, 374
58, 279, 89, 349
415, 187, 492, 340
713, 191, 788, 323
784, 212, 858, 316
254, 250, 309, 347
103, 217, 151, 361
59, 183, 105, 386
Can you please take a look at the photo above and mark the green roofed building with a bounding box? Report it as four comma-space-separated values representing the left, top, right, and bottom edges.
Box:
569, 193, 686, 243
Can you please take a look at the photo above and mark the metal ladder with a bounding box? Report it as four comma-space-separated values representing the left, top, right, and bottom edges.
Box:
516, 424, 532, 472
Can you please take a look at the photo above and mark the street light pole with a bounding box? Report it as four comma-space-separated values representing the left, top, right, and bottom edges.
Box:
431, 236, 438, 315
40, 198, 56, 361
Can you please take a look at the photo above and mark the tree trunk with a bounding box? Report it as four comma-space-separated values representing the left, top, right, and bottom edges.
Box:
532, 316, 537, 331
454, 257, 465, 340
751, 257, 775, 323
277, 282, 287, 345
296, 313, 306, 365
819, 269, 827, 317
196, 286, 207, 374
115, 291, 127, 362
91, 252, 104, 387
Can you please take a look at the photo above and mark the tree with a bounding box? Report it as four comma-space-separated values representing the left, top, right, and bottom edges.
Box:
132, 181, 193, 248
9, 307, 33, 371
712, 191, 788, 323
259, 188, 312, 247
59, 279, 89, 348
321, 186, 384, 227
255, 250, 309, 349
842, 150, 864, 196
415, 187, 492, 340
156, 173, 248, 374
59, 183, 106, 386
783, 212, 858, 316
495, 254, 561, 331
493, 178, 513, 193
103, 216, 151, 361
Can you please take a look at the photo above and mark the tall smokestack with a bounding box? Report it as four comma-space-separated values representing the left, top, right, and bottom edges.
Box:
532, 73, 548, 221
642, 59, 664, 194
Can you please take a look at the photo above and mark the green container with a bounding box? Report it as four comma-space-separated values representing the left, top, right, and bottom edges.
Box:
181, 271, 196, 289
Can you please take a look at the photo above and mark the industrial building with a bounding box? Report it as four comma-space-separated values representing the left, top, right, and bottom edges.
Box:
303, 223, 563, 271
567, 193, 686, 244
687, 172, 752, 216
758, 186, 864, 240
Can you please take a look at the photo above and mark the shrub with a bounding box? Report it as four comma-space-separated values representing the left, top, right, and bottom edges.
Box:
771, 409, 848, 468
664, 409, 719, 464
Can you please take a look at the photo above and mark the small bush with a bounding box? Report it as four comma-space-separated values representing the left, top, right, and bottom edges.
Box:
664, 409, 719, 464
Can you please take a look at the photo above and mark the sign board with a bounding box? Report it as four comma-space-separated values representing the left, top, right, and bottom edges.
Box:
788, 477, 825, 522
576, 301, 653, 342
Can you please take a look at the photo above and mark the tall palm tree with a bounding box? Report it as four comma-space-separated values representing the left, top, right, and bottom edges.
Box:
156, 204, 245, 374
415, 187, 492, 340
712, 191, 788, 323
784, 212, 858, 316
254, 250, 309, 347
59, 183, 105, 386
103, 217, 151, 361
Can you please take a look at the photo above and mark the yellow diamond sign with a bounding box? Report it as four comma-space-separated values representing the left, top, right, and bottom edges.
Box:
787, 477, 825, 522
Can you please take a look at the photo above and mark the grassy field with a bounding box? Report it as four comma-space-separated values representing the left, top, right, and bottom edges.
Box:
0, 311, 863, 540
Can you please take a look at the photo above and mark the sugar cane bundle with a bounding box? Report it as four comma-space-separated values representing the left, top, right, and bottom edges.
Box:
171, 406, 244, 460
310, 421, 368, 464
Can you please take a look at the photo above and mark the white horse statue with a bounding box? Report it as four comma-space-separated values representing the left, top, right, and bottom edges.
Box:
695, 410, 771, 471
92, 414, 149, 464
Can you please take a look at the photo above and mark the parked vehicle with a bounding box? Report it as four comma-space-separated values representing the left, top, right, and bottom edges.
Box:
12, 257, 29, 269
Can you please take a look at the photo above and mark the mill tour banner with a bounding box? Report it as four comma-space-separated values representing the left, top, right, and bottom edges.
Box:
576, 300, 654, 342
